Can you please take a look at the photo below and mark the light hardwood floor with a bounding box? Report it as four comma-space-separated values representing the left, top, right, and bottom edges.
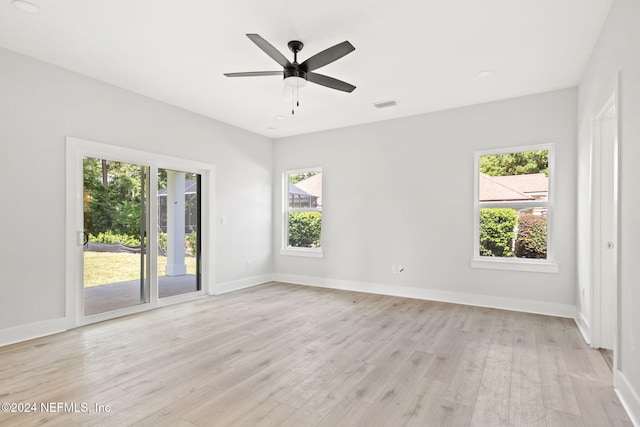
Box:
0, 282, 632, 426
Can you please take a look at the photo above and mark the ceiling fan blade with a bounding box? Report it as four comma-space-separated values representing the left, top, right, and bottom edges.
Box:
307, 72, 356, 93
300, 41, 355, 72
246, 34, 292, 68
224, 71, 282, 77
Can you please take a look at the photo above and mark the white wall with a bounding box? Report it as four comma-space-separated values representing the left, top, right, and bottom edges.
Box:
0, 48, 273, 332
274, 88, 577, 315
577, 0, 640, 422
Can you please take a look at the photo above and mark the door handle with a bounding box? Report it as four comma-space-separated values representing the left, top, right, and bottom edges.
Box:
83, 231, 89, 246
607, 242, 614, 249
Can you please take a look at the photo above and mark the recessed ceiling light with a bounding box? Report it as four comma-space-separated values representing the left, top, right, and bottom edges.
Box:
476, 69, 495, 78
267, 127, 276, 131
12, 0, 40, 14
275, 116, 285, 120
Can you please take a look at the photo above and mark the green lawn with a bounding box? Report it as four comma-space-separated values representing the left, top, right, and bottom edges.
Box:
83, 252, 197, 288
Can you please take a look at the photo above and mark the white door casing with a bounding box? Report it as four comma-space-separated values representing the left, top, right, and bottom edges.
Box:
590, 82, 619, 355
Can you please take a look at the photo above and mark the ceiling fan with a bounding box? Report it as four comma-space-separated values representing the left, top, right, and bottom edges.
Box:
224, 34, 356, 113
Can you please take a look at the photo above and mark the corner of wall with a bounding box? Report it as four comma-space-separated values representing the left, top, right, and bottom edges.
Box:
212, 274, 274, 295
575, 309, 592, 345
615, 370, 640, 427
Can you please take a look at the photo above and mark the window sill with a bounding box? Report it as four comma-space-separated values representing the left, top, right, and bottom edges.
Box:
280, 248, 324, 258
471, 258, 558, 273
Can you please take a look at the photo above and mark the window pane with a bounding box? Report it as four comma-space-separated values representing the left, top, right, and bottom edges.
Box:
513, 212, 547, 259
479, 208, 547, 259
157, 169, 201, 297
479, 150, 548, 202
82, 157, 149, 316
479, 208, 518, 257
288, 171, 322, 209
288, 212, 322, 248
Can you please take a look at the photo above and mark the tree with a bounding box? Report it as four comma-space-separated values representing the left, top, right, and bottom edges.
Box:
480, 150, 548, 177
289, 172, 317, 184
479, 208, 518, 257
83, 158, 145, 237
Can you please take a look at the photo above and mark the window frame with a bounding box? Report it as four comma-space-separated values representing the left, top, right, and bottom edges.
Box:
471, 143, 558, 273
281, 167, 323, 258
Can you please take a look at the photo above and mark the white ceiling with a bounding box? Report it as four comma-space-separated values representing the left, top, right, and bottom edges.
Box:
0, 0, 612, 138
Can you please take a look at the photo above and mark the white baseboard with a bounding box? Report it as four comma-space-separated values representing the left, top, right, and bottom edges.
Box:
0, 274, 272, 348
272, 273, 576, 318
615, 370, 640, 427
212, 274, 273, 295
574, 310, 591, 345
1, 274, 577, 347
0, 317, 67, 348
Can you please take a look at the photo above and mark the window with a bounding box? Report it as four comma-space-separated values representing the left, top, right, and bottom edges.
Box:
281, 168, 323, 257
472, 144, 558, 272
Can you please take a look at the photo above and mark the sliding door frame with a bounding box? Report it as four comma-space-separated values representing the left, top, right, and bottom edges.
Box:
65, 137, 215, 327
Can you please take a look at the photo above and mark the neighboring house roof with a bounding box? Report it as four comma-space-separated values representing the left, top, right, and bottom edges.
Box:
479, 174, 534, 201
478, 173, 549, 202
489, 173, 548, 195
295, 173, 323, 206
479, 173, 548, 202
289, 183, 315, 197
158, 179, 197, 196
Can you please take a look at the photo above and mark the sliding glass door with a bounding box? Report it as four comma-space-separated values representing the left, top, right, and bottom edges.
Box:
80, 158, 202, 317
157, 168, 201, 298
82, 157, 150, 316
68, 137, 212, 326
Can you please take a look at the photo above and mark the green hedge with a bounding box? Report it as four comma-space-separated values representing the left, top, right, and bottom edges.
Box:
185, 231, 197, 256
479, 208, 517, 257
288, 212, 321, 247
90, 231, 197, 256
158, 232, 197, 256
89, 231, 140, 246
158, 232, 167, 254
514, 214, 547, 258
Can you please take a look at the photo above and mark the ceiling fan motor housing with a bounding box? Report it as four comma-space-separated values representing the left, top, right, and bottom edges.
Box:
287, 40, 306, 83
284, 68, 307, 80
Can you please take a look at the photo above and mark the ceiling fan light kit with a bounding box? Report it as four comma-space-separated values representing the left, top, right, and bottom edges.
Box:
224, 34, 356, 115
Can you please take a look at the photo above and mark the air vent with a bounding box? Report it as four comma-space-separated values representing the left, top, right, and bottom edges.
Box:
373, 100, 398, 109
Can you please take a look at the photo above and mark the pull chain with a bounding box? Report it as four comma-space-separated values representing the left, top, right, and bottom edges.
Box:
288, 73, 302, 115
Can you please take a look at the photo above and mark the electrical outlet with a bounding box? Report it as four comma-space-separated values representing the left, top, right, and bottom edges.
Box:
246, 260, 253, 270
391, 265, 398, 274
